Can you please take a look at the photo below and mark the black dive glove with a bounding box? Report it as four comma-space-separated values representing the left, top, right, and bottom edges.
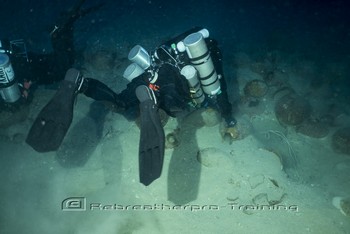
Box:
225, 116, 237, 127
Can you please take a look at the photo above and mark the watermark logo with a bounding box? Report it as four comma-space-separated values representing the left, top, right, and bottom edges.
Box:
61, 197, 299, 213
61, 197, 86, 211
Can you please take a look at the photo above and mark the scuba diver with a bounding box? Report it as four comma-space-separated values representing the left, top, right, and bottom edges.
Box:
0, 0, 103, 111
26, 27, 237, 186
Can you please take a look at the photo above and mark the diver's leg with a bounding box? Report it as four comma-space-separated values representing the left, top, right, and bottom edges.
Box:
78, 78, 126, 112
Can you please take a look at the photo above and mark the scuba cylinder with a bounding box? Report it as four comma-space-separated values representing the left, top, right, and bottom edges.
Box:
0, 53, 21, 103
123, 62, 145, 82
122, 28, 221, 102
128, 45, 151, 70
183, 32, 221, 95
123, 45, 152, 82
180, 65, 204, 105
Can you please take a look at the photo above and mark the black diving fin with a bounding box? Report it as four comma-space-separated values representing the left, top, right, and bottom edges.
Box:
136, 85, 165, 186
26, 68, 81, 152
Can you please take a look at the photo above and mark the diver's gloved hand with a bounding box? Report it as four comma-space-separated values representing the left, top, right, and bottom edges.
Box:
225, 116, 237, 128
223, 116, 239, 143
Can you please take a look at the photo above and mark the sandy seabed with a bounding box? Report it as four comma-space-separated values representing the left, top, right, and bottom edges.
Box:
1, 43, 350, 234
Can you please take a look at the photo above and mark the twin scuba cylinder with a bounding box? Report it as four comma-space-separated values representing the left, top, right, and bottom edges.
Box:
123, 45, 151, 81
123, 28, 221, 106
0, 39, 28, 103
0, 53, 21, 103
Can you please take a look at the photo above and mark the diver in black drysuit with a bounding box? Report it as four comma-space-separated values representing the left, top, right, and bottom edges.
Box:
80, 28, 237, 185
80, 28, 236, 127
26, 27, 237, 186
0, 0, 102, 109
0, 23, 74, 108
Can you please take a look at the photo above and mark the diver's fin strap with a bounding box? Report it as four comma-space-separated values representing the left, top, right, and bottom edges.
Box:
76, 75, 85, 93
137, 85, 158, 105
63, 68, 85, 94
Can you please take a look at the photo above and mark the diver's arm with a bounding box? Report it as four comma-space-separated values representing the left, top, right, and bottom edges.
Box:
216, 77, 236, 127
205, 79, 236, 127
207, 38, 237, 127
